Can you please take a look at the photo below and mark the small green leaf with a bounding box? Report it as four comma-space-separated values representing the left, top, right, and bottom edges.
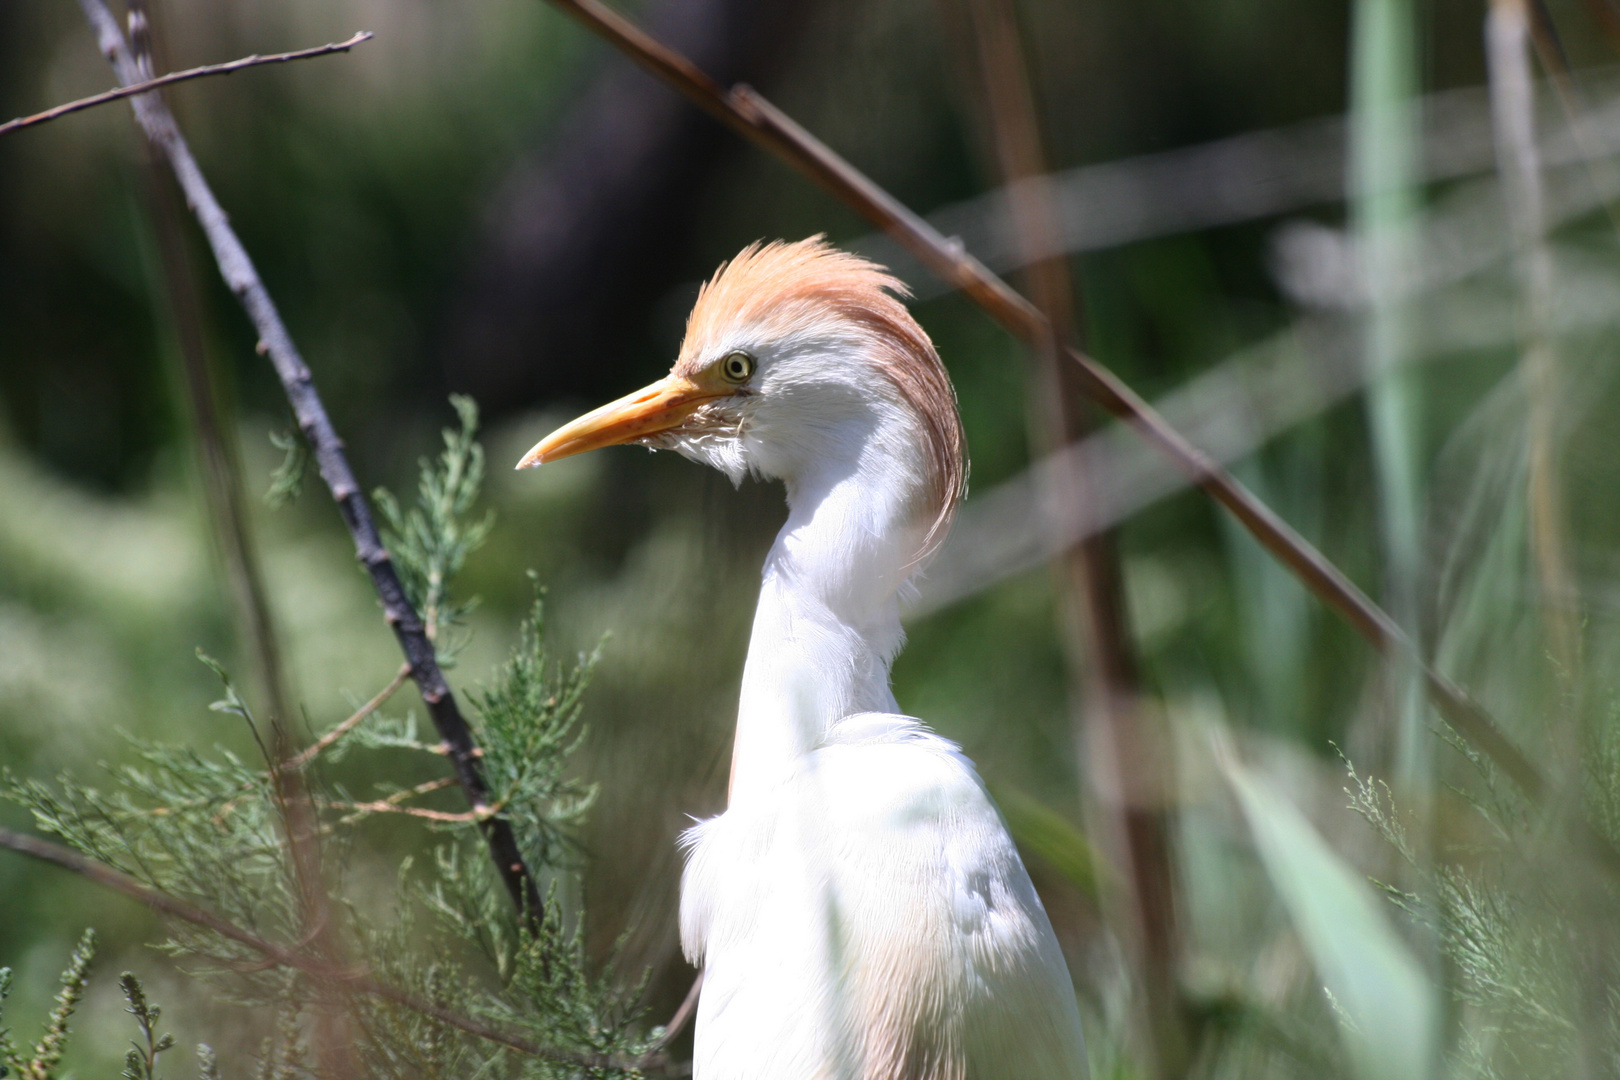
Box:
265, 429, 308, 509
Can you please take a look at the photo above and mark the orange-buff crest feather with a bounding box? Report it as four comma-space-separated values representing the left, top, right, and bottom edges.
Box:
676, 237, 968, 559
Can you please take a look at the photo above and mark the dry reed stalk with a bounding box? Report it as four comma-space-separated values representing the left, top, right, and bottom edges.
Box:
121, 3, 357, 1068
954, 0, 1186, 1072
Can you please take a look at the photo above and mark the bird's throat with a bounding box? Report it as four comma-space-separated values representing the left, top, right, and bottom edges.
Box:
727, 458, 923, 807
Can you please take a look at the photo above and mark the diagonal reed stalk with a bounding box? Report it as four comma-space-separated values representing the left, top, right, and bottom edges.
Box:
953, 0, 1186, 1072
76, 0, 547, 933
126, 0, 298, 844
539, 0, 1607, 859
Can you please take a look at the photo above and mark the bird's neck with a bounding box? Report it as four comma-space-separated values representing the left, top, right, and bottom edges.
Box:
729, 443, 926, 806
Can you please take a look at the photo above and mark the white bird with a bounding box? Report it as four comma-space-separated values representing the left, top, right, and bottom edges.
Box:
519, 237, 1089, 1080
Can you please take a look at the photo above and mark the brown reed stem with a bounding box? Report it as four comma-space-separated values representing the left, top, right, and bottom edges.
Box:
1488, 0, 1583, 704
121, 4, 358, 1068
956, 0, 1186, 1071
644, 972, 704, 1058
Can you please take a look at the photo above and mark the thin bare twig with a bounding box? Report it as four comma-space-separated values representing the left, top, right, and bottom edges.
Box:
329, 802, 491, 824
643, 970, 703, 1058
285, 664, 411, 771
328, 782, 495, 825
541, 0, 1560, 817
379, 777, 456, 803
0, 32, 372, 138
77, 0, 545, 927
382, 776, 459, 803
0, 826, 640, 1071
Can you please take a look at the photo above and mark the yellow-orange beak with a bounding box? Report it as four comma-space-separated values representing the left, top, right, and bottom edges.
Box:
516, 374, 722, 469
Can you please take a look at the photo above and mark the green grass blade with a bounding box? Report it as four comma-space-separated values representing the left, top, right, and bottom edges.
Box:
1220, 748, 1437, 1080
1351, 0, 1428, 786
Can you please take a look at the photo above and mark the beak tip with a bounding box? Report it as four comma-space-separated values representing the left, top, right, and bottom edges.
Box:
513, 374, 705, 475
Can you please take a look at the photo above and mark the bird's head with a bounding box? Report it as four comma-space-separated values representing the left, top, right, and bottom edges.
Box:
518, 237, 967, 559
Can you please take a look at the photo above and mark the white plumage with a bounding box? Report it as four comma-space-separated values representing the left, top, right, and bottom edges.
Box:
681, 715, 1087, 1080
520, 238, 1088, 1080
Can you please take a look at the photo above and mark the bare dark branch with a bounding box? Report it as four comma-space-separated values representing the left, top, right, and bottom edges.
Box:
0, 32, 372, 138
75, 0, 545, 926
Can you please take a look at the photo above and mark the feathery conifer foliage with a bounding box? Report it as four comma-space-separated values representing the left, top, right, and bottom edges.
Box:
2, 931, 97, 1080
1342, 725, 1620, 1080
0, 403, 652, 1077
374, 395, 495, 658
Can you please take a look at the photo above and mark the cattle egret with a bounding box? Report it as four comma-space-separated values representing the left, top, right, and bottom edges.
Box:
518, 237, 1089, 1080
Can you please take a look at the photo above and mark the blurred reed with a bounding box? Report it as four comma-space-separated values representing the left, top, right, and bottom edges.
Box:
950, 0, 1186, 1070
1350, 0, 1427, 790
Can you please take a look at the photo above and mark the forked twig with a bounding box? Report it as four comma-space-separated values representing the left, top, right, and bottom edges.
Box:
76, 0, 545, 926
327, 781, 495, 825
285, 664, 411, 772
0, 32, 372, 138
542, 0, 1561, 819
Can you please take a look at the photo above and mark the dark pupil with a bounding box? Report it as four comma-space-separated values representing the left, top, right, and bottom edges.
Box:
728, 357, 747, 378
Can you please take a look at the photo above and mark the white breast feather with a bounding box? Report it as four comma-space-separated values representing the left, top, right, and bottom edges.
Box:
680, 714, 1088, 1080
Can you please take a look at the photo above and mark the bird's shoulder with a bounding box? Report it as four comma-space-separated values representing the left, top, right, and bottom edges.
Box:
680, 716, 1089, 1079
810, 712, 1004, 839
680, 712, 1024, 962
686, 711, 1010, 865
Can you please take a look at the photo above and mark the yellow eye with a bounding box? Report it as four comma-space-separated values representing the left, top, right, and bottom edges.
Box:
719, 351, 756, 385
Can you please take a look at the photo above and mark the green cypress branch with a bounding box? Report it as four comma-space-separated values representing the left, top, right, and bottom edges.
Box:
0, 965, 17, 1078
18, 929, 96, 1080
119, 973, 176, 1080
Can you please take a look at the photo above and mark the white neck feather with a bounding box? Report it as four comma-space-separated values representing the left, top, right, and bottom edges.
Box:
727, 411, 928, 807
